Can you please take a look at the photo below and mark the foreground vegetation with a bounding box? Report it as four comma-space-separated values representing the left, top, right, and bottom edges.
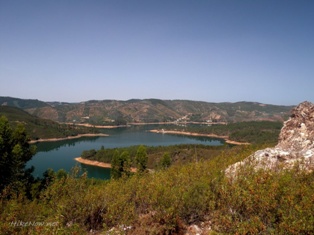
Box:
1, 116, 314, 234
1, 144, 313, 234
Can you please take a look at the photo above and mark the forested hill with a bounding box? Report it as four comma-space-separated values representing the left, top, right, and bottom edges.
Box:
0, 106, 97, 140
0, 96, 293, 124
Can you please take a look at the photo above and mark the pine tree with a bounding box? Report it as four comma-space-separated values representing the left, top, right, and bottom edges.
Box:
160, 152, 171, 169
0, 116, 36, 194
135, 145, 148, 173
110, 150, 131, 179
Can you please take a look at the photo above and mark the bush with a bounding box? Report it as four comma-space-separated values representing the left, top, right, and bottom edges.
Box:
1, 144, 314, 234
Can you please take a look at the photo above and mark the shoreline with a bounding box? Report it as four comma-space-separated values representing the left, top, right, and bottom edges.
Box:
75, 157, 137, 172
149, 129, 250, 145
66, 121, 226, 128
129, 121, 227, 125
29, 133, 108, 144
65, 123, 130, 129
75, 157, 112, 168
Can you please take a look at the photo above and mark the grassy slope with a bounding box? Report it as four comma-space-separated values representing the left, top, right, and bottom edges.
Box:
1, 144, 313, 234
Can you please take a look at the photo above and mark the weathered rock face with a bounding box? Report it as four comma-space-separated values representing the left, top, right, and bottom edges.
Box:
277, 101, 314, 151
226, 101, 314, 175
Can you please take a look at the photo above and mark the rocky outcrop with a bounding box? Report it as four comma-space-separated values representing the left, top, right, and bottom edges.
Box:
277, 101, 314, 150
226, 101, 314, 175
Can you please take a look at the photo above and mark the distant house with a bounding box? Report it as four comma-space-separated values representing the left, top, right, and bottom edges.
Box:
81, 116, 90, 122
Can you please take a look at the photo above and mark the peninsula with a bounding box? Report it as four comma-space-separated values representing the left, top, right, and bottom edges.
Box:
149, 129, 250, 145
75, 157, 137, 172
29, 133, 108, 144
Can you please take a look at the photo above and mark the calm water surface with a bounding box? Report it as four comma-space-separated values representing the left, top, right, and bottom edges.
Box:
27, 125, 224, 179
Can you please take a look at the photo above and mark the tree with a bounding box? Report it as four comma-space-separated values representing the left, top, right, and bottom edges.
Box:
111, 150, 131, 179
160, 152, 171, 169
111, 150, 120, 179
0, 116, 36, 194
135, 145, 148, 173
114, 115, 127, 126
120, 151, 131, 178
38, 168, 56, 191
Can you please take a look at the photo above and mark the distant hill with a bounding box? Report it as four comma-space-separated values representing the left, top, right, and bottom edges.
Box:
0, 106, 97, 140
0, 96, 294, 125
0, 96, 48, 109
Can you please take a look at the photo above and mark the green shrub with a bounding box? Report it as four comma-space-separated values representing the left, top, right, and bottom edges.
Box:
1, 143, 314, 234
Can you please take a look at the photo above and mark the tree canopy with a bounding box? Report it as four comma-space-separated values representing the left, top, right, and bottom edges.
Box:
135, 145, 148, 173
110, 150, 131, 179
0, 116, 36, 194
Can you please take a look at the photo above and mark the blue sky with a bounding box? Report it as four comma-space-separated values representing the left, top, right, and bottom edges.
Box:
0, 0, 313, 105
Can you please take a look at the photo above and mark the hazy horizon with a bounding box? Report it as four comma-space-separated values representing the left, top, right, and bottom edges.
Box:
1, 1, 313, 106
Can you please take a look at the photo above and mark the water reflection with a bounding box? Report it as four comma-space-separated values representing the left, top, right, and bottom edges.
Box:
34, 136, 102, 153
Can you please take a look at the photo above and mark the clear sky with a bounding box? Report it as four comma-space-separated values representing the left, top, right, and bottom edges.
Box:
0, 0, 313, 105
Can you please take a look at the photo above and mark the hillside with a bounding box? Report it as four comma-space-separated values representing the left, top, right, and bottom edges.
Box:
2, 144, 314, 234
0, 106, 98, 140
0, 96, 293, 124
1, 102, 314, 234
